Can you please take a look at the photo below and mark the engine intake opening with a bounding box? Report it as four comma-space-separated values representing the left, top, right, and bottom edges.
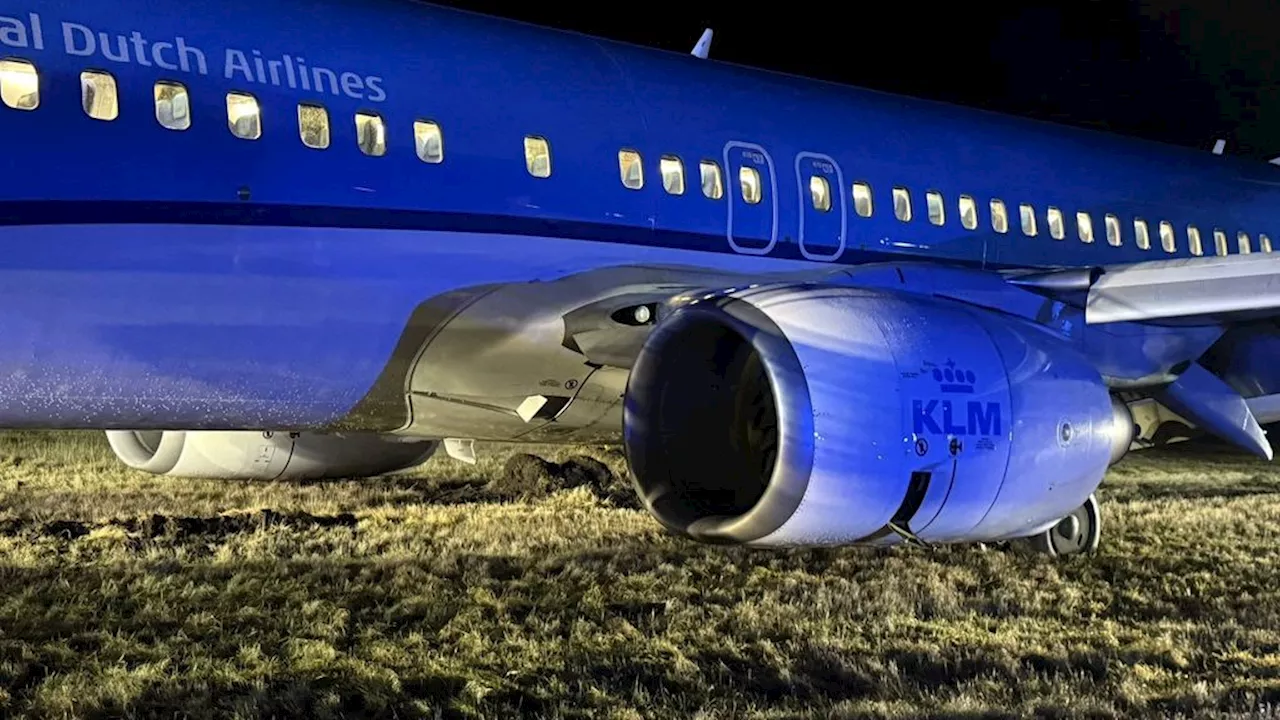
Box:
625, 301, 812, 543
134, 431, 164, 457
107, 429, 179, 470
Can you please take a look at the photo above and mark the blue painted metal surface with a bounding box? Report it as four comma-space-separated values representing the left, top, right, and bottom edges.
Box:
622, 284, 1117, 546
0, 0, 1271, 428
1157, 362, 1272, 459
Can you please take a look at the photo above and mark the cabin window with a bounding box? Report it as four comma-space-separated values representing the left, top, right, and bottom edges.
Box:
661, 155, 685, 195
739, 166, 762, 204
1077, 212, 1094, 243
810, 176, 832, 212
524, 136, 551, 177
154, 81, 190, 130
853, 182, 873, 217
1047, 206, 1065, 239
958, 195, 977, 229
1188, 225, 1203, 256
226, 93, 261, 140
990, 199, 1008, 233
297, 104, 329, 149
1238, 231, 1252, 254
0, 58, 38, 111
893, 187, 912, 222
80, 70, 117, 121
1134, 219, 1151, 250
618, 149, 644, 189
1214, 228, 1228, 256
1019, 203, 1037, 236
355, 112, 387, 156
414, 120, 443, 163
1160, 221, 1176, 253
926, 191, 945, 225
700, 160, 723, 199
1105, 214, 1121, 246
1262, 234, 1273, 253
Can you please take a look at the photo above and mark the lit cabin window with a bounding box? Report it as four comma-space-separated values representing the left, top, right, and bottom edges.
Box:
1160, 221, 1176, 253
660, 155, 685, 195
700, 160, 723, 199
739, 166, 762, 204
1077, 212, 1094, 243
0, 58, 38, 110
1134, 219, 1151, 250
80, 70, 117, 121
414, 120, 443, 163
958, 195, 977, 229
1019, 203, 1037, 236
926, 191, 945, 225
226, 92, 261, 140
524, 136, 551, 177
297, 103, 329, 149
1238, 231, 1252, 254
853, 182, 873, 217
356, 112, 386, 156
1047, 207, 1065, 239
1262, 234, 1273, 253
619, 149, 644, 189
1188, 225, 1203, 256
154, 81, 190, 130
1105, 214, 1121, 246
810, 176, 832, 212
893, 187, 912, 222
990, 199, 1008, 233
1214, 228, 1228, 256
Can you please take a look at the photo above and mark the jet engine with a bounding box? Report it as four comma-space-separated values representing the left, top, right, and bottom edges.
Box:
623, 284, 1133, 547
105, 430, 439, 481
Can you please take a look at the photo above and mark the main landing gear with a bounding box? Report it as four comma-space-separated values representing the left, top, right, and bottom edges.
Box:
1018, 494, 1102, 557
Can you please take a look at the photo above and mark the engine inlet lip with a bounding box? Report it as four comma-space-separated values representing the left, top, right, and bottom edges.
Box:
623, 294, 815, 544
105, 429, 187, 473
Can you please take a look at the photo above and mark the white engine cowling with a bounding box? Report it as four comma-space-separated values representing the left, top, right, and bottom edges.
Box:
106, 430, 439, 480
623, 284, 1133, 547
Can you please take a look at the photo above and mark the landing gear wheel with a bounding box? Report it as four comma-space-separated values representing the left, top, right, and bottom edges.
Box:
1024, 494, 1101, 557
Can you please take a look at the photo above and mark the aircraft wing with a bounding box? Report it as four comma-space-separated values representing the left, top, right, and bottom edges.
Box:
1009, 252, 1280, 325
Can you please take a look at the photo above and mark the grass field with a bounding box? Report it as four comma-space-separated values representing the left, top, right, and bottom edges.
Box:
3, 432, 1280, 719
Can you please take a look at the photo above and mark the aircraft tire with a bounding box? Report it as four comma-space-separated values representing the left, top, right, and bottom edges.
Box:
1019, 493, 1101, 557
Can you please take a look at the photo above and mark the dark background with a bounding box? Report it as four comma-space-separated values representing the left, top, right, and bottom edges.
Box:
432, 1, 1280, 159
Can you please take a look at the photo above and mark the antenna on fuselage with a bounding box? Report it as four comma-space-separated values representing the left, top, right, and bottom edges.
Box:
1212, 138, 1227, 155
691, 28, 714, 59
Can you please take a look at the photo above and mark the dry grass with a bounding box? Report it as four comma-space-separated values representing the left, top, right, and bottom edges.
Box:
1, 431, 1280, 718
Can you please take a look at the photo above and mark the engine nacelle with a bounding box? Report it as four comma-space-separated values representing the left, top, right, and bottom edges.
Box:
623, 284, 1133, 547
106, 430, 438, 481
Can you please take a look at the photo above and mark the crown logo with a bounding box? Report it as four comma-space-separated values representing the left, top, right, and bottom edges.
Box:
932, 359, 975, 394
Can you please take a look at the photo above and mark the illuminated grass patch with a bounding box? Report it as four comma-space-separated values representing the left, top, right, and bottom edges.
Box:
1, 431, 1279, 718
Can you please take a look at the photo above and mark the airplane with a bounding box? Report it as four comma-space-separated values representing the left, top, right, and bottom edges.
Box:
1, 0, 1278, 559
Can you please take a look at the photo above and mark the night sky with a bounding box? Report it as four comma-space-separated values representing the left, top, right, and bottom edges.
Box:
435, 1, 1280, 160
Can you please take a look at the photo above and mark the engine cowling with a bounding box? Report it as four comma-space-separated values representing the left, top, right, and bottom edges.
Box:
106, 430, 439, 480
623, 284, 1133, 547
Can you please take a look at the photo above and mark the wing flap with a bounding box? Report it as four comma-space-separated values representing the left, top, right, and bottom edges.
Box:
1010, 253, 1280, 325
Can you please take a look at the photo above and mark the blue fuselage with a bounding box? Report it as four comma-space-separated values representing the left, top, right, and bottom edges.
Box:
0, 0, 1274, 430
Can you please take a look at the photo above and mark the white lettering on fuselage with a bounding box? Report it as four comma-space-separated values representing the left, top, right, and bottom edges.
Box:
0, 12, 386, 102
0, 13, 41, 50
